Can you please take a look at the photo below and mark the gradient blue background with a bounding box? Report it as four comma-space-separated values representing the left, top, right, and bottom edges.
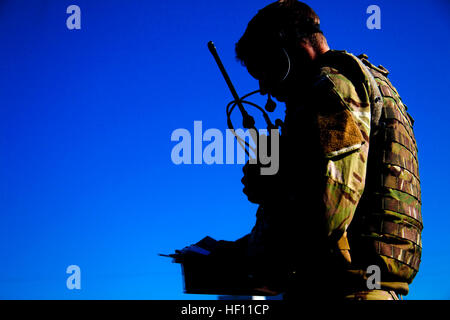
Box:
0, 0, 449, 299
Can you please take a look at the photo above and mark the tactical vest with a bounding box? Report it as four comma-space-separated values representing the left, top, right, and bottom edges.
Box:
348, 54, 423, 284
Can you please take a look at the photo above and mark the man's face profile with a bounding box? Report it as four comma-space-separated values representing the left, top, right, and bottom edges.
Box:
244, 45, 292, 101
244, 39, 316, 103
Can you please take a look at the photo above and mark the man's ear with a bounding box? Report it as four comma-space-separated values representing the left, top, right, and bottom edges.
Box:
298, 37, 310, 45
298, 39, 317, 60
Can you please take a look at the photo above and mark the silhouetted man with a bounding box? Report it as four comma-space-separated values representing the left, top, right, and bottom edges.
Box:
233, 0, 422, 300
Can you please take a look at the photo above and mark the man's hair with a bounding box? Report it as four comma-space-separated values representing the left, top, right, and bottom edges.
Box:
236, 0, 325, 66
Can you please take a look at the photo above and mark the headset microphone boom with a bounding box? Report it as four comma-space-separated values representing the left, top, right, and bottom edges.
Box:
207, 41, 279, 158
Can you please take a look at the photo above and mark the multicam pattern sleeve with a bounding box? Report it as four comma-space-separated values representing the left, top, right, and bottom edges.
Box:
312, 66, 371, 249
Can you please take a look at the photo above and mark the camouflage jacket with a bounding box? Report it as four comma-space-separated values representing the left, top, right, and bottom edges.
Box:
246, 50, 421, 296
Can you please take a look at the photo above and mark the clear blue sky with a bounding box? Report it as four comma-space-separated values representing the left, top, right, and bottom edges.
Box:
0, 0, 449, 299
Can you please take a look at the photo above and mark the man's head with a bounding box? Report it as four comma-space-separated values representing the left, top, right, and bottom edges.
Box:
236, 0, 329, 100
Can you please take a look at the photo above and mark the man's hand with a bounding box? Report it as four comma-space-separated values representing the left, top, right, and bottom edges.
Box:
242, 161, 264, 204
241, 161, 280, 204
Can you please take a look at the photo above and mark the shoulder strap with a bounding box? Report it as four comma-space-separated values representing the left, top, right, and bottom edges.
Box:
317, 51, 384, 134
357, 61, 384, 132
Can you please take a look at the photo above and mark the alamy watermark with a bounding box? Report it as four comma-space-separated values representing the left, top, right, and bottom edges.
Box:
366, 5, 381, 30
366, 265, 381, 289
66, 5, 81, 30
170, 121, 280, 175
66, 265, 81, 290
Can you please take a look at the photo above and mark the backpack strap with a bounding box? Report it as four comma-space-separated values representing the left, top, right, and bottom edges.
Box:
355, 56, 384, 133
